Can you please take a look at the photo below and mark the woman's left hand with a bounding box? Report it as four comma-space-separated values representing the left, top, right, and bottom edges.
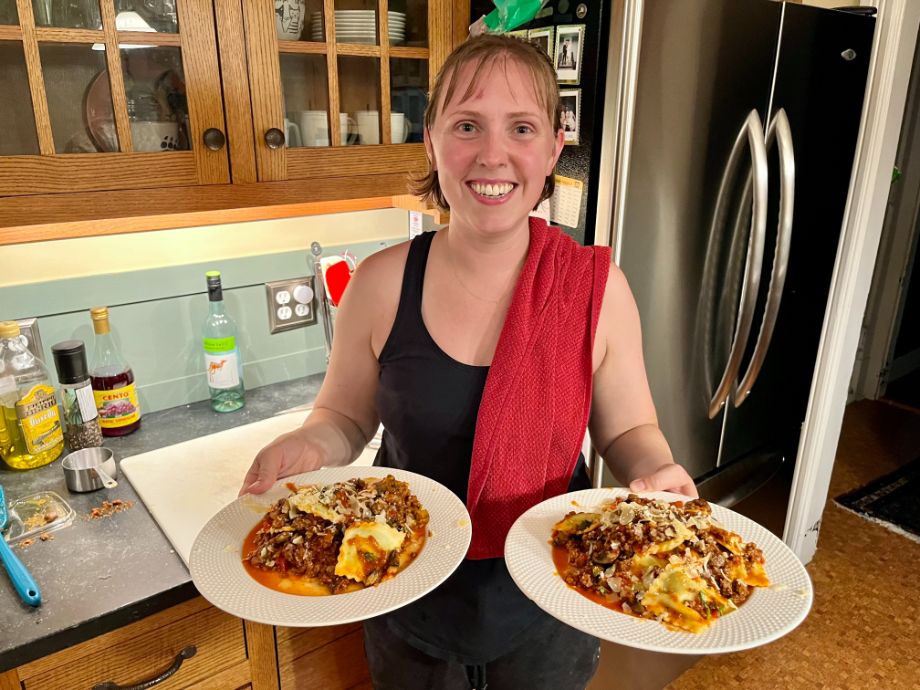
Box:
628, 463, 698, 498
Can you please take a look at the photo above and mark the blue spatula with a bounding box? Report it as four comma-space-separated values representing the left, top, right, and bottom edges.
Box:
0, 485, 41, 607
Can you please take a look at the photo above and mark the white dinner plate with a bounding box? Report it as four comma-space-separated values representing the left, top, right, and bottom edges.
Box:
504, 488, 813, 654
190, 466, 471, 627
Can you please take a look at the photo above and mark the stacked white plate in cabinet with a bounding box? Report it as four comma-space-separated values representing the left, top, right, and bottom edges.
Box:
309, 10, 406, 45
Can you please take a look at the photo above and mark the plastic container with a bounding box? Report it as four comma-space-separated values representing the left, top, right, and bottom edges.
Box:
1, 490, 75, 544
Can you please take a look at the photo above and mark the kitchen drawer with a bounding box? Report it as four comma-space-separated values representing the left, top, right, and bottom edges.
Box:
15, 597, 250, 690
276, 624, 370, 690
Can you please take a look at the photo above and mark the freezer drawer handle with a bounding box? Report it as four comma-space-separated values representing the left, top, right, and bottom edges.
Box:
734, 108, 795, 406
92, 645, 197, 690
706, 110, 769, 419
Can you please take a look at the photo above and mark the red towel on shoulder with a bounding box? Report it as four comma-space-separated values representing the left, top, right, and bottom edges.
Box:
466, 217, 610, 559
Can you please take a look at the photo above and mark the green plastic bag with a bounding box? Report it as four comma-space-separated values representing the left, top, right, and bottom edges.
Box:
470, 0, 547, 36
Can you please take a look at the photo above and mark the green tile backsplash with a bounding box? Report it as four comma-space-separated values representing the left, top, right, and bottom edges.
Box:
0, 236, 404, 414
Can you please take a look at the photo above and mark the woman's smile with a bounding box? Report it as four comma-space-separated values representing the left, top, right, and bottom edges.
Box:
466, 179, 519, 204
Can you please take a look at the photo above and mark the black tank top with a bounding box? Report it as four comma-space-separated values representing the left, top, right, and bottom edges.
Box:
373, 230, 591, 664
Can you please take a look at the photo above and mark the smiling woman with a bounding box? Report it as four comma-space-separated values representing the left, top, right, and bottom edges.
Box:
240, 32, 696, 690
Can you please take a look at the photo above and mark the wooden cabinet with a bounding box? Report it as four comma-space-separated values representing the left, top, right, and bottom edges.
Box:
0, 597, 372, 690
0, 0, 458, 243
0, 0, 228, 196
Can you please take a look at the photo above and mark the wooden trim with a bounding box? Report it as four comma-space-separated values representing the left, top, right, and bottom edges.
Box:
0, 669, 22, 690
335, 43, 381, 58
379, 0, 392, 145
16, 0, 54, 155
99, 0, 133, 153
242, 0, 286, 181
389, 46, 429, 60
177, 0, 231, 184
0, 173, 416, 243
324, 0, 341, 152
391, 193, 447, 223
277, 39, 327, 55
244, 621, 279, 690
0, 151, 199, 195
285, 143, 426, 178
214, 0, 258, 183
116, 30, 182, 47
0, 25, 21, 40
451, 0, 469, 52
187, 660, 252, 690
433, 0, 456, 80
32, 27, 103, 42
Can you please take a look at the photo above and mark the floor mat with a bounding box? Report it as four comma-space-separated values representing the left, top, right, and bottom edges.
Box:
834, 456, 920, 544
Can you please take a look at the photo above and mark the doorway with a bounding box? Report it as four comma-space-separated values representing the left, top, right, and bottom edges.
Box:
853, 20, 920, 409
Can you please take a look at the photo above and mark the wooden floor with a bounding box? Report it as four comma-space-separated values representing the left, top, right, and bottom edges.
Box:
668, 400, 920, 690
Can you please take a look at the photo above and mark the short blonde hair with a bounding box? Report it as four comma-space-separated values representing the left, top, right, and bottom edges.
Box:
409, 34, 561, 212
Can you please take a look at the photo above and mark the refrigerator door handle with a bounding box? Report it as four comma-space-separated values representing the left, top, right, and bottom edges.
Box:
707, 110, 769, 419
733, 108, 795, 407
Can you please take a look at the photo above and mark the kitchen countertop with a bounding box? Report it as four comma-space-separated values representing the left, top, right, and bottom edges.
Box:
0, 374, 323, 673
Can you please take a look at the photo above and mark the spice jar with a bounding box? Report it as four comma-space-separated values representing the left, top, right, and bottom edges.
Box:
52, 340, 103, 451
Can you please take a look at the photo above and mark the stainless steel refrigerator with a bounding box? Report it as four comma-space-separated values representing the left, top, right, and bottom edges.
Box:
599, 0, 875, 543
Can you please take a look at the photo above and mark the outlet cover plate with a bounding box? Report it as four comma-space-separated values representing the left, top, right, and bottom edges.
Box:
16, 317, 45, 361
265, 277, 317, 334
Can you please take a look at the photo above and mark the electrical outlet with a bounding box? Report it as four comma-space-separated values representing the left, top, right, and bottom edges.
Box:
16, 317, 45, 361
265, 277, 317, 334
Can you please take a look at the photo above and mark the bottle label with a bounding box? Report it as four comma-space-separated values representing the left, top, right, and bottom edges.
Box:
94, 383, 141, 428
205, 351, 241, 389
15, 384, 63, 454
204, 336, 236, 354
76, 384, 98, 422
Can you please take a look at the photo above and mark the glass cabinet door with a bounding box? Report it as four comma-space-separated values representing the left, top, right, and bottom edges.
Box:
0, 0, 228, 196
246, 0, 446, 183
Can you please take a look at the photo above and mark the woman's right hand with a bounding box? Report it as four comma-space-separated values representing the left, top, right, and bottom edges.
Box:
239, 428, 328, 496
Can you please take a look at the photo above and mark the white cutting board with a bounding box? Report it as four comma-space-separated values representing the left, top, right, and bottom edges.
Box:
121, 411, 378, 566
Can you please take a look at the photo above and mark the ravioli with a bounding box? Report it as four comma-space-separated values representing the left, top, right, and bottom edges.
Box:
243, 475, 428, 595
551, 495, 768, 633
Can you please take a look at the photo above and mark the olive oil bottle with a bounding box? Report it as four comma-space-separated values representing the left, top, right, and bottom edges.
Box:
0, 321, 64, 470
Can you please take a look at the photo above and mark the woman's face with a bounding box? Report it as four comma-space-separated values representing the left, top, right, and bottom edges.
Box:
425, 57, 563, 236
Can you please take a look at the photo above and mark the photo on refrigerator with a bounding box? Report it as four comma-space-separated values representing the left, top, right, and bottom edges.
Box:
554, 24, 584, 84
527, 26, 555, 61
559, 88, 580, 144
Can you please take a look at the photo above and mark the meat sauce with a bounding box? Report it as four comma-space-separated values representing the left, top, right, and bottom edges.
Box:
552, 544, 627, 613
242, 519, 427, 596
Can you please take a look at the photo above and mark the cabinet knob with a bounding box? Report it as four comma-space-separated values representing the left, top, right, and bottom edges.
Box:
202, 128, 226, 151
264, 127, 286, 149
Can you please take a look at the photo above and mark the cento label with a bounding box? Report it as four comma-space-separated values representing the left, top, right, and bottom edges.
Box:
16, 384, 63, 453
93, 384, 141, 428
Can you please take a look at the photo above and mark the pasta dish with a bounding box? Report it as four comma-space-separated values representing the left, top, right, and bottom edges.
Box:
243, 474, 429, 595
551, 494, 769, 632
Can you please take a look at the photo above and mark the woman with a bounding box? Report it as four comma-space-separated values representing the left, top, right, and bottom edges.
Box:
241, 35, 696, 689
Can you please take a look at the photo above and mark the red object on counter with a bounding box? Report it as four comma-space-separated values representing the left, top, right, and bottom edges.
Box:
325, 259, 352, 307
465, 217, 610, 560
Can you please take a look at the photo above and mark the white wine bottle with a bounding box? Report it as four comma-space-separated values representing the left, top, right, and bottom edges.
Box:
202, 271, 245, 412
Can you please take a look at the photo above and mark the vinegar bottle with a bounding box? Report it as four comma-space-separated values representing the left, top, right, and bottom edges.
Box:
89, 307, 141, 436
0, 321, 65, 470
203, 271, 245, 412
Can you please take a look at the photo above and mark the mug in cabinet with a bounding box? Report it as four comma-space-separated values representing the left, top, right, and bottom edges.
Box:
130, 121, 180, 152
297, 110, 328, 146
275, 0, 305, 40
356, 110, 380, 145
284, 118, 302, 147
391, 112, 410, 144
